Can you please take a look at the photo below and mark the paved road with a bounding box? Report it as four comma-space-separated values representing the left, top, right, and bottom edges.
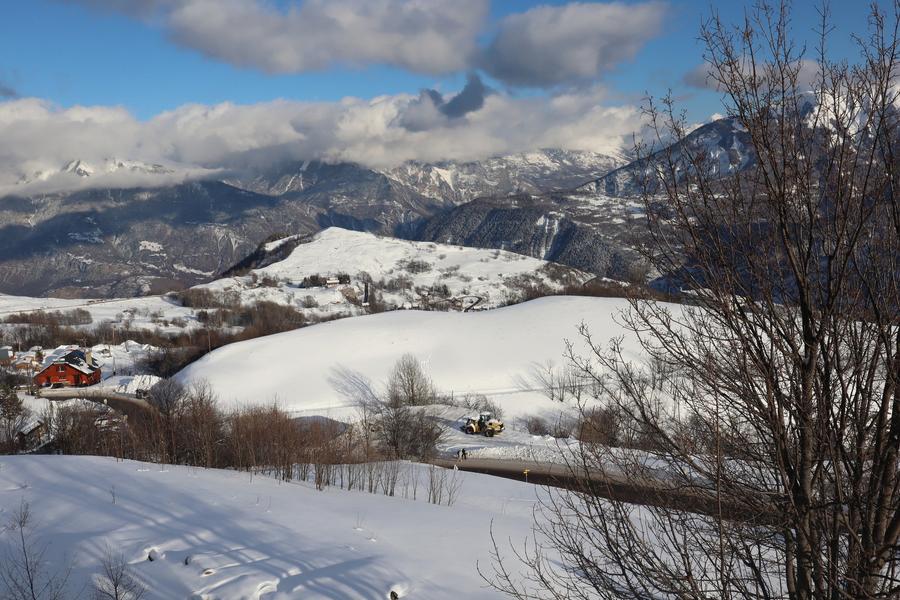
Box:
38, 386, 153, 414
432, 457, 775, 524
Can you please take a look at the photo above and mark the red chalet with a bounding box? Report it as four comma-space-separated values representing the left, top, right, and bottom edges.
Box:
34, 348, 101, 388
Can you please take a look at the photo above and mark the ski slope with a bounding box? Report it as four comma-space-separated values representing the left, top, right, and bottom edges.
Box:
177, 296, 656, 421
0, 455, 541, 600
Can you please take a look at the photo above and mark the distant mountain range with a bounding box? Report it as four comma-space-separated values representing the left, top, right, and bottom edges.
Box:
0, 119, 753, 298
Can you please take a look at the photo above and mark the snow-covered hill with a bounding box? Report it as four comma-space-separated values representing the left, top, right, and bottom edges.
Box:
177, 296, 652, 420
0, 228, 590, 336
0, 455, 539, 599
202, 227, 588, 314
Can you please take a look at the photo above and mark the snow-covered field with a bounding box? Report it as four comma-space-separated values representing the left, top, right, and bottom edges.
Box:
178, 296, 649, 420
0, 293, 199, 334
201, 227, 588, 313
0, 455, 541, 599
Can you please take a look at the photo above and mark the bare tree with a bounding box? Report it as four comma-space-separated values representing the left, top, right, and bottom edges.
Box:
0, 502, 72, 600
386, 354, 435, 407
487, 2, 900, 599
146, 378, 186, 463
93, 546, 145, 600
331, 361, 443, 461
0, 384, 28, 453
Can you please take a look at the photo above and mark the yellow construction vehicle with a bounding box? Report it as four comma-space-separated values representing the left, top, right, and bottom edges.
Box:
462, 411, 504, 437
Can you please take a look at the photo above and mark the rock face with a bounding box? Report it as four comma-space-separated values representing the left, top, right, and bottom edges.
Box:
405, 193, 649, 282
0, 150, 623, 297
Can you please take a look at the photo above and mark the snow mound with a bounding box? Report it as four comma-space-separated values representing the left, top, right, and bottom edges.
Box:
177, 296, 653, 420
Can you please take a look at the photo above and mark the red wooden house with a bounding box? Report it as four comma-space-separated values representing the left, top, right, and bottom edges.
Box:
33, 348, 101, 388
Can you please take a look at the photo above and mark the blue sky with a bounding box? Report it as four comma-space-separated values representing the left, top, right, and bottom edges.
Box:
0, 0, 878, 121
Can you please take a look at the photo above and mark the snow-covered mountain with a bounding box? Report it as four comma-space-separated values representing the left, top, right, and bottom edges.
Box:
578, 117, 753, 197
0, 149, 622, 297
18, 158, 177, 186
226, 149, 623, 203
384, 148, 625, 204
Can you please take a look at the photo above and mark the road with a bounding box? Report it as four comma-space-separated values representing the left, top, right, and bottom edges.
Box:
432, 457, 776, 524
37, 386, 153, 415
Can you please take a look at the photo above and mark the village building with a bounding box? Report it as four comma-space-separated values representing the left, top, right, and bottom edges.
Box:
0, 345, 13, 366
33, 346, 101, 388
12, 350, 43, 373
16, 419, 47, 451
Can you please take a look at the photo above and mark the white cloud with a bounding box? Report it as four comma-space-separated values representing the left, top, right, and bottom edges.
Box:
67, 1, 667, 88
0, 87, 645, 195
683, 58, 821, 92
481, 1, 667, 87
70, 0, 489, 75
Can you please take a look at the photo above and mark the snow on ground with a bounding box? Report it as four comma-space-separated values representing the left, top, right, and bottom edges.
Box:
430, 404, 581, 463
0, 455, 541, 599
0, 293, 200, 334
178, 296, 653, 421
200, 227, 588, 314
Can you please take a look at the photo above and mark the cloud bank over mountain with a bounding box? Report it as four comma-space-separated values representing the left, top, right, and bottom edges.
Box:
0, 84, 642, 195
6, 1, 669, 194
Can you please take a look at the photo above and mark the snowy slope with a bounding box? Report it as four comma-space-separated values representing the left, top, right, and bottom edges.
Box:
0, 293, 200, 334
0, 455, 540, 600
0, 228, 587, 337
177, 296, 653, 420
202, 227, 589, 313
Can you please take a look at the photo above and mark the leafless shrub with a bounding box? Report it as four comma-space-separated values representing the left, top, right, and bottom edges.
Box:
92, 546, 145, 600
0, 502, 72, 600
458, 393, 504, 420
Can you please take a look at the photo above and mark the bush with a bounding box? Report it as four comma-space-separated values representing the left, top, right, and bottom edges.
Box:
386, 354, 435, 407
577, 406, 621, 445
3, 308, 92, 326
301, 274, 326, 288
459, 393, 504, 420
397, 259, 431, 274
384, 275, 413, 292
525, 416, 550, 436
176, 288, 236, 309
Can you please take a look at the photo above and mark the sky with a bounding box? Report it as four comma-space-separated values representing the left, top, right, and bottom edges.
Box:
0, 0, 887, 194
